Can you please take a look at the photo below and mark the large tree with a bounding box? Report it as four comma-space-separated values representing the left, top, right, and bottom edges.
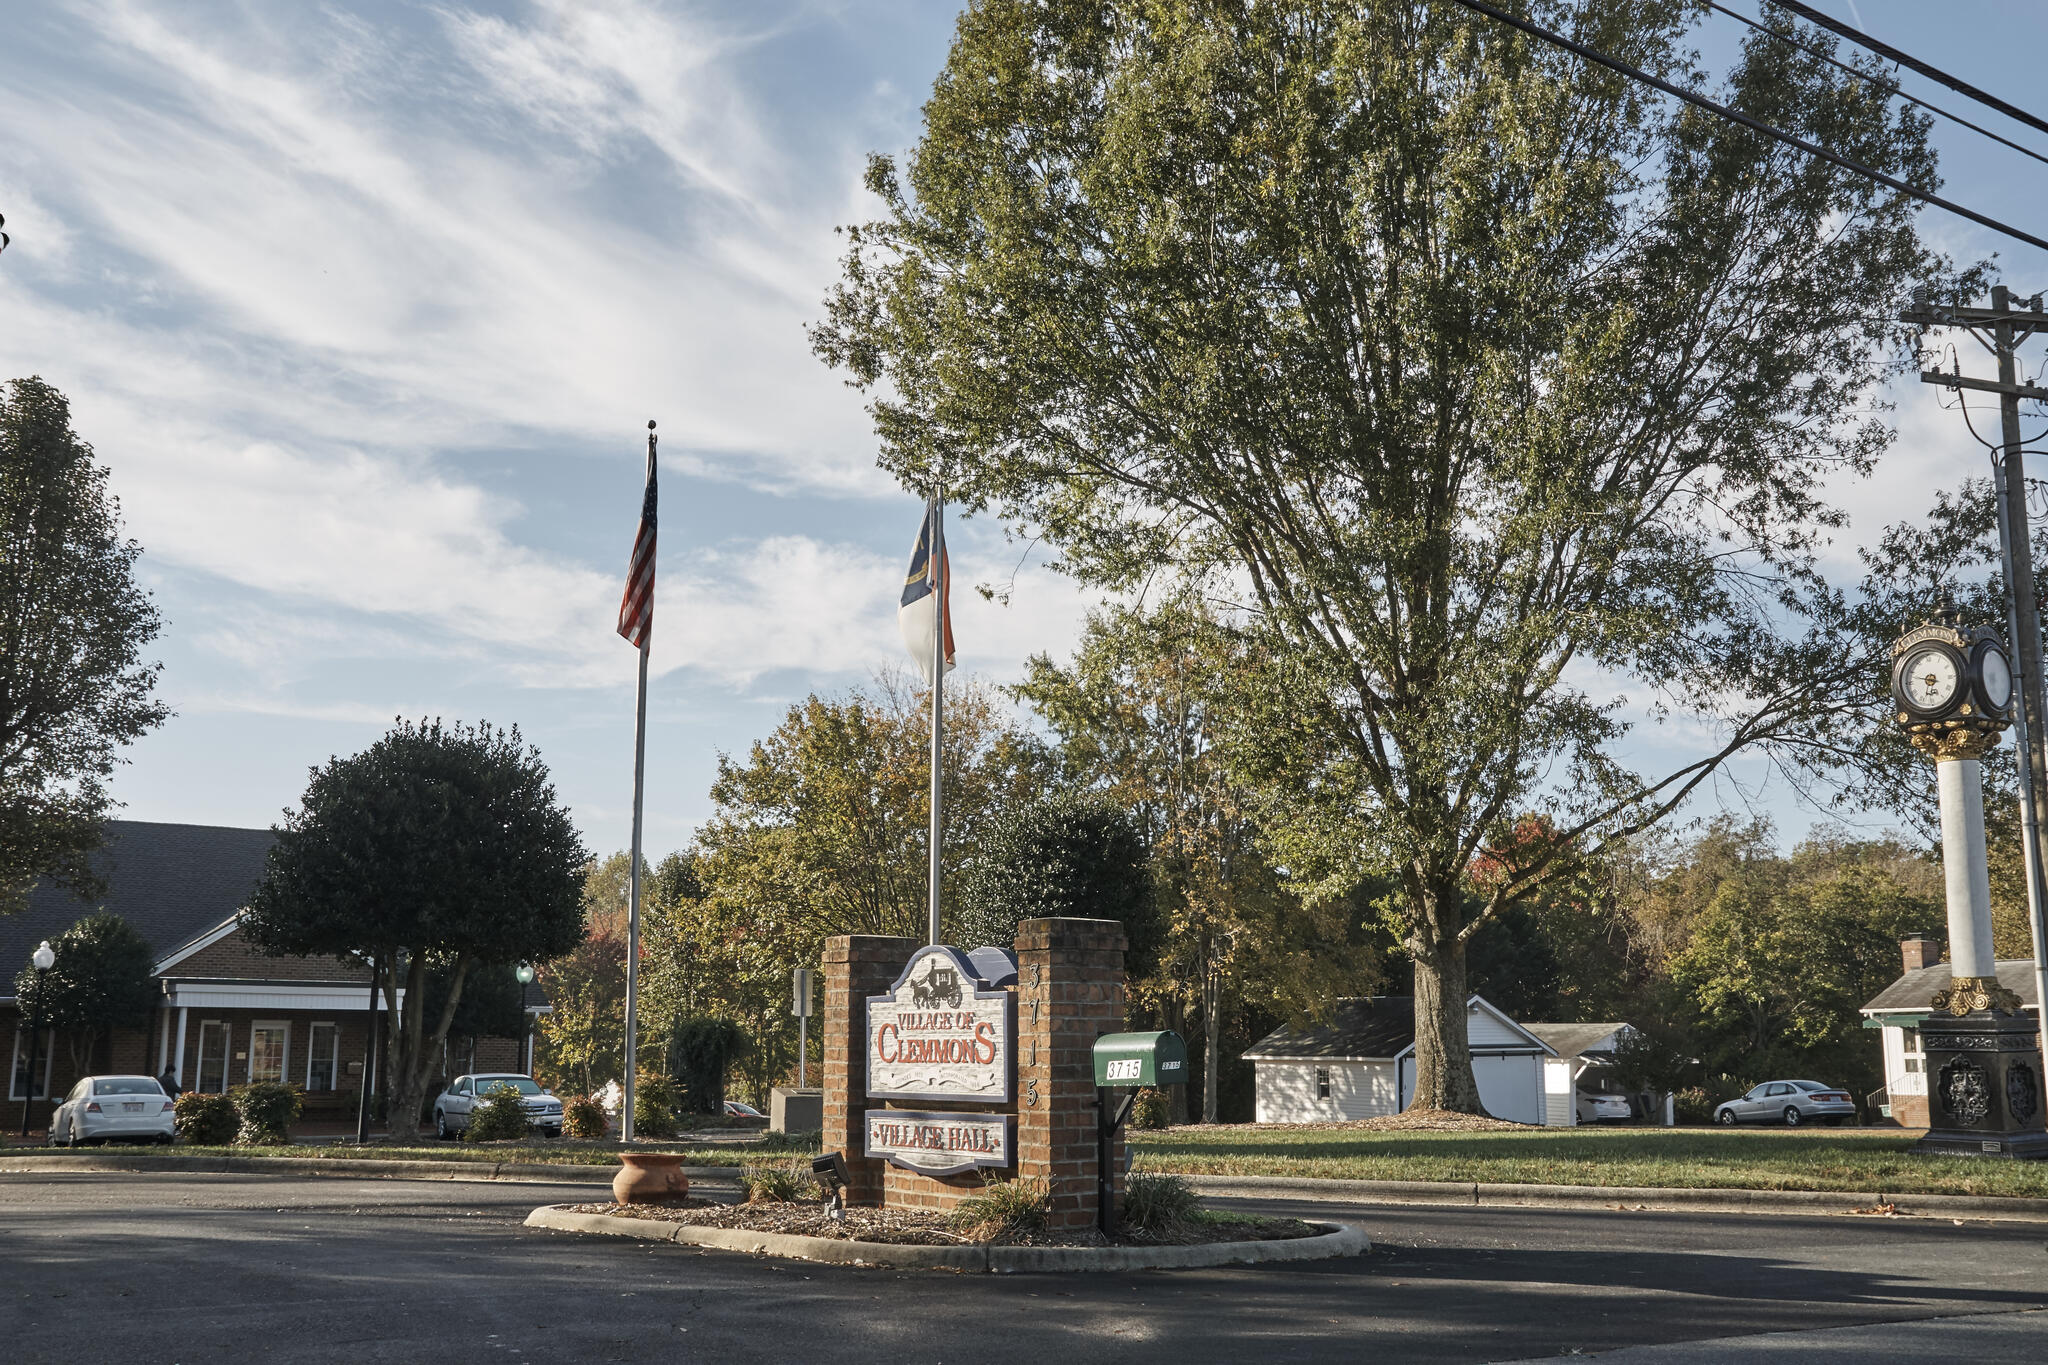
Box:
12, 911, 155, 1078
0, 378, 169, 912
244, 719, 586, 1133
814, 0, 1946, 1109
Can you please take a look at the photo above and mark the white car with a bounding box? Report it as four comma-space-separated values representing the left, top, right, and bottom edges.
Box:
432, 1073, 563, 1139
1576, 1093, 1634, 1124
51, 1075, 177, 1146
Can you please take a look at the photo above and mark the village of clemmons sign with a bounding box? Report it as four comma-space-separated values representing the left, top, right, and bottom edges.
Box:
866, 945, 1015, 1103
866, 1109, 1014, 1177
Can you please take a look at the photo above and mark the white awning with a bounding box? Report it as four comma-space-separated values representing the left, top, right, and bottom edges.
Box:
161, 981, 405, 1012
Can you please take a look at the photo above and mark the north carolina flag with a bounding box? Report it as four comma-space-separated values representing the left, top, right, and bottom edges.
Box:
899, 501, 955, 684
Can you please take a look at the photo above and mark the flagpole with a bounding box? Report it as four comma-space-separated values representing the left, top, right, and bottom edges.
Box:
621, 420, 656, 1143
928, 490, 944, 947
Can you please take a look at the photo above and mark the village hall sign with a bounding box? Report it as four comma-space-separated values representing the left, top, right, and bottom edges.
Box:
866, 945, 1015, 1104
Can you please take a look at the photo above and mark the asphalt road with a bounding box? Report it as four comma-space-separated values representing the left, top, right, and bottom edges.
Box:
3, 1171, 2045, 1363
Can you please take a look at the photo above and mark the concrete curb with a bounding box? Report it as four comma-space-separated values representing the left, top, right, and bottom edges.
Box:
0, 1153, 742, 1187
522, 1204, 1369, 1272
1179, 1174, 2048, 1223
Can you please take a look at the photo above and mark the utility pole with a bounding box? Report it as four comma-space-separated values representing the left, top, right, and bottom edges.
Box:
1904, 286, 2048, 1071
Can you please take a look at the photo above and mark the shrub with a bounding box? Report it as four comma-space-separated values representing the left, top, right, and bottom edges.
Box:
739, 1157, 815, 1204
753, 1128, 822, 1153
230, 1082, 302, 1145
946, 1175, 1051, 1242
632, 1073, 680, 1139
1130, 1087, 1171, 1130
664, 1017, 749, 1114
1120, 1171, 1201, 1234
563, 1094, 608, 1139
464, 1083, 532, 1142
173, 1092, 236, 1145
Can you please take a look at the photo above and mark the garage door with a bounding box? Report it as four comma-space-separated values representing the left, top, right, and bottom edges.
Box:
1472, 1054, 1542, 1125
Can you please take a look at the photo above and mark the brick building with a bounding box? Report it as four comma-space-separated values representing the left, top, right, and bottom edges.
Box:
3, 820, 542, 1136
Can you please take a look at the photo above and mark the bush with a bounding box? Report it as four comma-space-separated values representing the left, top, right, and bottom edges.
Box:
464, 1083, 532, 1142
753, 1128, 822, 1153
632, 1073, 680, 1139
1675, 1073, 1751, 1124
1130, 1087, 1171, 1130
664, 1017, 749, 1114
563, 1095, 608, 1139
739, 1157, 815, 1204
173, 1092, 236, 1145
1121, 1171, 1201, 1234
946, 1175, 1051, 1242
230, 1082, 302, 1145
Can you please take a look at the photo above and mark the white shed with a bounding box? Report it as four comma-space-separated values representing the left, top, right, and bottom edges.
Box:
1243, 995, 1564, 1125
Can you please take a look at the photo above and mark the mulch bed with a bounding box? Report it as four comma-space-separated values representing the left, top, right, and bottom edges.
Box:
563, 1199, 1321, 1248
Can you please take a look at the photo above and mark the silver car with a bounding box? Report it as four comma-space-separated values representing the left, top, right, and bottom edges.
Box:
432, 1073, 563, 1139
51, 1075, 177, 1146
1713, 1079, 1857, 1127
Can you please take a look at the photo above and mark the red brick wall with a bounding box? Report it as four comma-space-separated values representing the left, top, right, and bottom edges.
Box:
1015, 918, 1127, 1231
168, 928, 368, 982
821, 935, 917, 1205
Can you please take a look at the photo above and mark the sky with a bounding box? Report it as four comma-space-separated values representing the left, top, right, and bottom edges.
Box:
2, 0, 2046, 863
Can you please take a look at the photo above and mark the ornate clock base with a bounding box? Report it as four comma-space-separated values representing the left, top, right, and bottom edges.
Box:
1913, 1008, 2048, 1161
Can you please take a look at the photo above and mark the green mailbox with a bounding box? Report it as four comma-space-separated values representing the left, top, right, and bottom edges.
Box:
1092, 1031, 1188, 1087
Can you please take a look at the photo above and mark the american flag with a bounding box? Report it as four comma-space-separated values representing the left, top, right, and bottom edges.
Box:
617, 432, 657, 649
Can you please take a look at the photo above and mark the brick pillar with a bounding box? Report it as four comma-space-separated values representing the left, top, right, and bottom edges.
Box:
821, 934, 917, 1206
1014, 917, 1127, 1232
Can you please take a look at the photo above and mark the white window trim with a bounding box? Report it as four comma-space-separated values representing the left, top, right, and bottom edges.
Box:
196, 1019, 233, 1094
249, 1019, 291, 1087
9, 1027, 54, 1100
305, 1021, 339, 1091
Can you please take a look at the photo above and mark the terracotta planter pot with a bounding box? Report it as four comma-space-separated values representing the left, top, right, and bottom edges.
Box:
614, 1152, 690, 1204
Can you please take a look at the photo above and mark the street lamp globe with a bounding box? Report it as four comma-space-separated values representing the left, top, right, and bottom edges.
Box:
515, 963, 535, 985
31, 940, 54, 971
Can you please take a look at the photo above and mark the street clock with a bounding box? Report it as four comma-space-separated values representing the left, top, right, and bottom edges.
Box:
1890, 614, 2014, 756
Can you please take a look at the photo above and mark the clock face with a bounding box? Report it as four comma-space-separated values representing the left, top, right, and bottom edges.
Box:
1981, 646, 2014, 711
1901, 646, 1961, 712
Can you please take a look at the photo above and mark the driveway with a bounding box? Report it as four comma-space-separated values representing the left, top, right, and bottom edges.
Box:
2, 1171, 2043, 1362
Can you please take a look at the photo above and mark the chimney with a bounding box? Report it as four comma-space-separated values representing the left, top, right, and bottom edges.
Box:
1900, 937, 1942, 973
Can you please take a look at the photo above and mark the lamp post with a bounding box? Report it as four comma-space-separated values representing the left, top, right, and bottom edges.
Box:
515, 964, 536, 1075
19, 940, 54, 1140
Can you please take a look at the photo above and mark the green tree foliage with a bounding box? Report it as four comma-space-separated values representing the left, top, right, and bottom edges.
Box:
1014, 593, 1377, 1121
0, 378, 169, 912
243, 719, 586, 1138
814, 0, 1949, 1110
14, 911, 155, 1076
959, 791, 1157, 955
533, 852, 639, 1095
664, 1016, 749, 1115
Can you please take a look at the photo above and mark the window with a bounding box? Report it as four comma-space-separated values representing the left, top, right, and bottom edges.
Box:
196, 1021, 231, 1093
95, 1078, 163, 1096
1315, 1067, 1331, 1099
249, 1022, 289, 1085
1902, 1027, 1924, 1075
454, 1077, 472, 1096
10, 1028, 53, 1100
306, 1023, 339, 1092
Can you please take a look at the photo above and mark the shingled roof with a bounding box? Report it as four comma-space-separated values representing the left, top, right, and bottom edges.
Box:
1862, 961, 2039, 1014
0, 821, 275, 997
1522, 1022, 1631, 1061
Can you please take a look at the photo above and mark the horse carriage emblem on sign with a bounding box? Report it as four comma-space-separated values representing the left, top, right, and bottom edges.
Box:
866, 945, 1015, 1104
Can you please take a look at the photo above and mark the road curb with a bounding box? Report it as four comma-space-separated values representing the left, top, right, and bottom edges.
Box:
0, 1152, 742, 1186
522, 1203, 1369, 1271
1178, 1173, 2048, 1223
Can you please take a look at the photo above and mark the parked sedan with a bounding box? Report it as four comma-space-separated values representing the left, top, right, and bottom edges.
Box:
1713, 1079, 1857, 1127
723, 1100, 765, 1120
1577, 1093, 1634, 1124
51, 1075, 177, 1146
433, 1074, 563, 1139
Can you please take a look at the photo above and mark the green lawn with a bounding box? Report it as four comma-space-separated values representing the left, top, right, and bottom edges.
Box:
5, 1138, 805, 1168
1130, 1125, 2048, 1200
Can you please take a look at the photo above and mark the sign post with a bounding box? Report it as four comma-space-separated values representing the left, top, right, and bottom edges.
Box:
792, 967, 813, 1090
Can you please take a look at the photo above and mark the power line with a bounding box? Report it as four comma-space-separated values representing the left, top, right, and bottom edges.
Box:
1765, 0, 2048, 141
1708, 2, 2048, 170
1440, 0, 2048, 255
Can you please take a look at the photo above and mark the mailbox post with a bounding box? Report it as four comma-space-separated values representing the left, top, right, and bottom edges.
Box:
1091, 1031, 1188, 1236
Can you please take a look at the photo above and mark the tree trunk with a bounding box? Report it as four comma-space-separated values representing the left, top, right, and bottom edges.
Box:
386, 952, 472, 1140
1407, 880, 1485, 1114
1202, 945, 1222, 1124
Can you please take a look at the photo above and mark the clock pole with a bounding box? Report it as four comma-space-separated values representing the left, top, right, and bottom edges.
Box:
1891, 616, 2047, 1158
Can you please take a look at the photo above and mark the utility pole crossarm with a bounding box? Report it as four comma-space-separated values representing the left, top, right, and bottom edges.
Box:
1919, 371, 2048, 403
1901, 305, 2046, 331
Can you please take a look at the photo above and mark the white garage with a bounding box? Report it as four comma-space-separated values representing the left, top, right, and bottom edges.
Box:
1244, 995, 1564, 1126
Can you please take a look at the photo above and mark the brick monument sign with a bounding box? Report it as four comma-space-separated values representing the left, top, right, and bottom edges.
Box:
820, 917, 1128, 1230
